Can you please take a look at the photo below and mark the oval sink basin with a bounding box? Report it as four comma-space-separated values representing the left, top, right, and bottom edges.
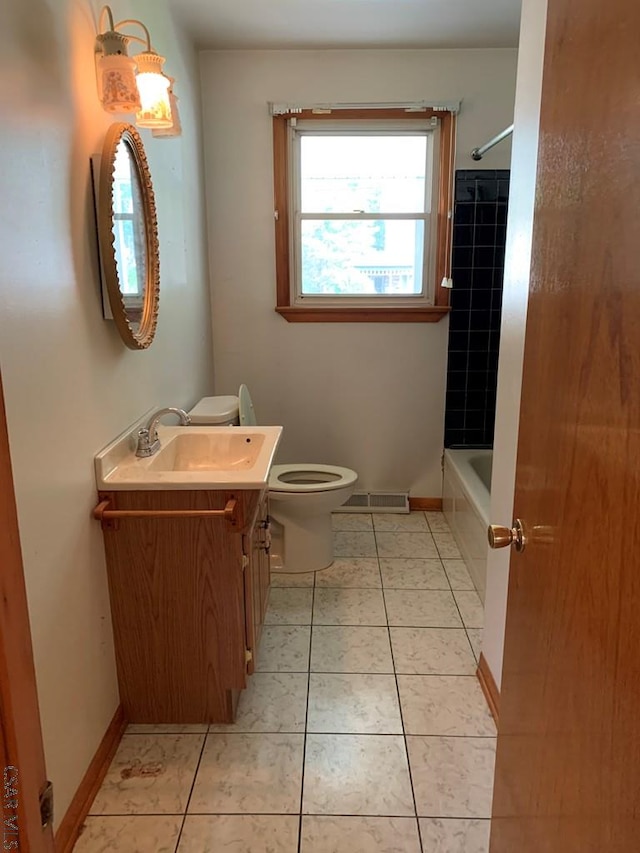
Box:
149, 432, 266, 472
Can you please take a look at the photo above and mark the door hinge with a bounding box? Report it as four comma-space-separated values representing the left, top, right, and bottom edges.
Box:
39, 781, 53, 829
241, 555, 249, 571
245, 648, 253, 665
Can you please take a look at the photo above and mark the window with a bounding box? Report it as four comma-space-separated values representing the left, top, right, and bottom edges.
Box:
273, 108, 456, 323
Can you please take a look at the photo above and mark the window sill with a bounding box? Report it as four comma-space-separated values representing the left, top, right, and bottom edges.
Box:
275, 306, 450, 323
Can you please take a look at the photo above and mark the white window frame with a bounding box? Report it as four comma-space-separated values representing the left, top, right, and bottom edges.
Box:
288, 119, 440, 309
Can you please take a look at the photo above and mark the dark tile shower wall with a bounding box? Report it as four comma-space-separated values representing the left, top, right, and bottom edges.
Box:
444, 169, 510, 448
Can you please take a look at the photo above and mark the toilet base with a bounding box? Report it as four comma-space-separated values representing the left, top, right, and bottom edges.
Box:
268, 511, 334, 573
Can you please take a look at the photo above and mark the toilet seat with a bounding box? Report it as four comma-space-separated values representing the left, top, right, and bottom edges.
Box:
269, 463, 358, 494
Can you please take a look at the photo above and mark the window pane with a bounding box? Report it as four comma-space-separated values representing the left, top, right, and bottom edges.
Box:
114, 219, 142, 295
300, 219, 425, 295
300, 136, 428, 214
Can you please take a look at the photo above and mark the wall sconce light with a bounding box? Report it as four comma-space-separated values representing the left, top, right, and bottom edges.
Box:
95, 5, 177, 133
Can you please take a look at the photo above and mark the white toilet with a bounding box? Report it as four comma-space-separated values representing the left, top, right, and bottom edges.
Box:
188, 386, 358, 573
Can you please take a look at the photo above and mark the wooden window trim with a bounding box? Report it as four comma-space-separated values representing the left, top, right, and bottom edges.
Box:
272, 108, 455, 323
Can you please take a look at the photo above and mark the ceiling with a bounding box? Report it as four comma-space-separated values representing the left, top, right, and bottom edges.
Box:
169, 0, 522, 51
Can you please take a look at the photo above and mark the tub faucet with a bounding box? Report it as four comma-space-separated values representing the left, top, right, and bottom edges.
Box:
136, 407, 191, 457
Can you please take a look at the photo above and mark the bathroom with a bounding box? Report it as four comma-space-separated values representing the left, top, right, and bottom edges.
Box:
1, 0, 553, 850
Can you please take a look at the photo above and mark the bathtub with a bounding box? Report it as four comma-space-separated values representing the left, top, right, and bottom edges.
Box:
443, 449, 492, 603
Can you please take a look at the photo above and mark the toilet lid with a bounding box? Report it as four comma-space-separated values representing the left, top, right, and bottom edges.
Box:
238, 384, 257, 426
269, 463, 358, 493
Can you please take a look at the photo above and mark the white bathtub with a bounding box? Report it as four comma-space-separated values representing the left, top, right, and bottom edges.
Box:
443, 449, 492, 603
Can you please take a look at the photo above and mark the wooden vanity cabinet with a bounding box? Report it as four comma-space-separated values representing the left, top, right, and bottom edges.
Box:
97, 488, 271, 723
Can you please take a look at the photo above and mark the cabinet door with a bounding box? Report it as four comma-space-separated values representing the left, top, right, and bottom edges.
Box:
102, 489, 248, 722
243, 496, 271, 675
258, 500, 271, 623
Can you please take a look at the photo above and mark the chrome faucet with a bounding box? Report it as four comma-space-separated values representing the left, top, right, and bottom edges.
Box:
136, 407, 191, 457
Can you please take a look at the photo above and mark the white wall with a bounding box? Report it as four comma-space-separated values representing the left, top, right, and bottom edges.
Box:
0, 0, 212, 822
199, 49, 517, 496
482, 0, 548, 688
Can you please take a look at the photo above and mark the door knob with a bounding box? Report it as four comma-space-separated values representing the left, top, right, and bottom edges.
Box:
488, 519, 527, 552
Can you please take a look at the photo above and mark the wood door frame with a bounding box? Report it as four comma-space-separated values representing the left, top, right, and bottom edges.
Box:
0, 369, 54, 853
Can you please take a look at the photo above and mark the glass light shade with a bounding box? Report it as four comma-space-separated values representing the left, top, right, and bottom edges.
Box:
98, 53, 140, 113
152, 86, 181, 138
134, 52, 172, 129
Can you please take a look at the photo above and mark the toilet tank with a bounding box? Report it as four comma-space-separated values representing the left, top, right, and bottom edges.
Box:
188, 396, 240, 426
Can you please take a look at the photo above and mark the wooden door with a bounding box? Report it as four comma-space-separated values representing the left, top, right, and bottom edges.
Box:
0, 372, 54, 853
490, 1, 640, 851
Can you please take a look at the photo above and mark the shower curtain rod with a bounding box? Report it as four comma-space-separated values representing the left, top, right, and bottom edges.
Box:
471, 124, 514, 161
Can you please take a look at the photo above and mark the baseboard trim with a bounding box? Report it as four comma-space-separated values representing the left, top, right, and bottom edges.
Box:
477, 653, 500, 725
408, 497, 443, 511
55, 705, 126, 852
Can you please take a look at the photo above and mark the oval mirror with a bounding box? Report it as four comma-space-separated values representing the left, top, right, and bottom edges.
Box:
98, 123, 159, 349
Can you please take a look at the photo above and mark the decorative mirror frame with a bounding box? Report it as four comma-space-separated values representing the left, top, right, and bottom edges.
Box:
98, 122, 160, 350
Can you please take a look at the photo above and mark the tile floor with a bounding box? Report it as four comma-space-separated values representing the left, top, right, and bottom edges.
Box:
75, 512, 494, 853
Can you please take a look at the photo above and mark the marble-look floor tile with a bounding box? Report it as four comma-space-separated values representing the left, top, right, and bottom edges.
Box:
380, 559, 449, 590
384, 590, 462, 628
332, 513, 374, 531
372, 512, 429, 532
75, 816, 182, 853
454, 591, 485, 628
375, 532, 439, 559
419, 818, 491, 853
333, 531, 378, 557
426, 512, 451, 533
209, 673, 308, 733
90, 734, 204, 815
313, 588, 387, 626
443, 559, 475, 590
397, 676, 496, 736
271, 572, 315, 588
265, 588, 313, 625
310, 626, 393, 673
303, 734, 415, 816
301, 816, 422, 852
178, 815, 300, 852
315, 558, 381, 588
432, 532, 463, 559
466, 628, 483, 662
189, 733, 304, 814
307, 673, 402, 734
407, 736, 496, 818
256, 626, 311, 672
125, 724, 208, 734
390, 628, 476, 675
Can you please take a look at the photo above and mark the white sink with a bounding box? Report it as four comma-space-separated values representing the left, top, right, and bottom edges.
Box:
95, 418, 282, 491
149, 432, 266, 472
